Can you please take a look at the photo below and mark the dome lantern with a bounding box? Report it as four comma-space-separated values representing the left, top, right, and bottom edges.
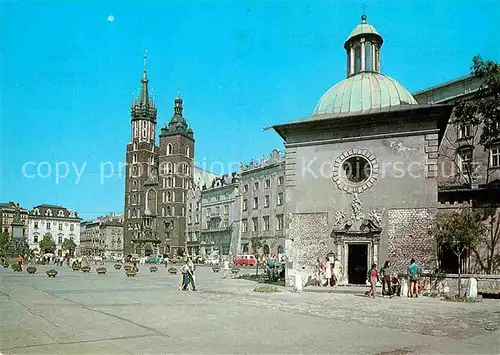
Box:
344, 14, 383, 77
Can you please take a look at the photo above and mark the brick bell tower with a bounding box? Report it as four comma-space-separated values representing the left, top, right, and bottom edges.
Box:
123, 53, 159, 255
157, 90, 195, 257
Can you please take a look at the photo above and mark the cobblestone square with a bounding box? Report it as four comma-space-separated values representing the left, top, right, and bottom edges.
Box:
1, 264, 499, 354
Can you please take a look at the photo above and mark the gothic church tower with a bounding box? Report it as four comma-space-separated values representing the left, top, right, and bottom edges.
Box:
157, 92, 195, 257
123, 54, 159, 255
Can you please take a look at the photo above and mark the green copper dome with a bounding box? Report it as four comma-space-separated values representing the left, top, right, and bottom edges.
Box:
312, 72, 418, 115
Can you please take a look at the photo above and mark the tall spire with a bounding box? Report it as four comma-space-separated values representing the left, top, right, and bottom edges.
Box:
140, 50, 149, 105
174, 88, 183, 116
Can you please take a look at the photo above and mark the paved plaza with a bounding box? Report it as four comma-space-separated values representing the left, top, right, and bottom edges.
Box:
1, 264, 499, 354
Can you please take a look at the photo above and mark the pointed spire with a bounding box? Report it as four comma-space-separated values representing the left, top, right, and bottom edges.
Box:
174, 88, 183, 116
140, 50, 149, 105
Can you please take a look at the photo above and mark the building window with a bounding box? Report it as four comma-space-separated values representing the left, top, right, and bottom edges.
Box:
167, 144, 173, 155
254, 181, 259, 190
224, 205, 229, 214
354, 45, 361, 73
243, 199, 248, 211
47, 222, 51, 229
188, 216, 192, 224
458, 149, 473, 173
253, 197, 258, 209
242, 219, 248, 232
189, 203, 192, 212
458, 125, 472, 140
276, 214, 284, 231
244, 185, 249, 193
265, 179, 271, 189
185, 145, 190, 157
264, 195, 270, 208
33, 235, 39, 243
252, 217, 258, 232
277, 192, 284, 206
263, 216, 270, 231
195, 215, 199, 224
58, 223, 63, 231
34, 221, 38, 229
278, 176, 284, 186
70, 224, 74, 231
58, 236, 63, 244
167, 162, 173, 174
132, 154, 137, 164
490, 147, 500, 168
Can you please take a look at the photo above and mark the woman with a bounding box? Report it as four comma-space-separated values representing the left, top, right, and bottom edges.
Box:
407, 258, 420, 298
367, 263, 379, 298
181, 261, 191, 291
324, 257, 332, 287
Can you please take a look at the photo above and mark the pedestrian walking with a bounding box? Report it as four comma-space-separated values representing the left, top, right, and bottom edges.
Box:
187, 258, 196, 291
181, 261, 190, 291
367, 263, 379, 298
324, 257, 332, 287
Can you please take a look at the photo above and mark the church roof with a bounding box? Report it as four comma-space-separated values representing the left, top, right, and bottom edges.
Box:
312, 72, 418, 115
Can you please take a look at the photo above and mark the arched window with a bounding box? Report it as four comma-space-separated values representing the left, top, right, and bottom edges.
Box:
150, 155, 154, 164
167, 206, 171, 216
167, 144, 173, 155
146, 189, 157, 214
132, 154, 137, 164
167, 162, 173, 174
133, 141, 137, 150
185, 145, 190, 157
132, 180, 137, 189
167, 177, 172, 187
167, 191, 172, 202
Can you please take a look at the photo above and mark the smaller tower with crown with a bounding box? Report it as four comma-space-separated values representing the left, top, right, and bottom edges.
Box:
157, 90, 195, 256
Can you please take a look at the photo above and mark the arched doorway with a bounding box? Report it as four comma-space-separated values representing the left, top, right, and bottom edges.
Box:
242, 245, 249, 254
277, 245, 284, 254
263, 244, 270, 256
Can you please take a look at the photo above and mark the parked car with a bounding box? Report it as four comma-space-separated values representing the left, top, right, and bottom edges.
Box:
206, 257, 220, 265
233, 254, 257, 266
148, 255, 164, 264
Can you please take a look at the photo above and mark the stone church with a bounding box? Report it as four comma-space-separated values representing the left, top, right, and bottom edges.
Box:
271, 15, 454, 284
123, 54, 195, 257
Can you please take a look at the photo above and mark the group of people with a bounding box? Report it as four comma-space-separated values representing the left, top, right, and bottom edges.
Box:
316, 256, 343, 287
366, 258, 422, 298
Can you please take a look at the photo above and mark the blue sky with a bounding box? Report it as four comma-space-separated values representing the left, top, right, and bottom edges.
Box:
1, 0, 498, 220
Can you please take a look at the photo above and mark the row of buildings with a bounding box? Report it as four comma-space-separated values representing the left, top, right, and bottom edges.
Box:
121, 14, 499, 282
0, 203, 82, 256
0, 202, 126, 259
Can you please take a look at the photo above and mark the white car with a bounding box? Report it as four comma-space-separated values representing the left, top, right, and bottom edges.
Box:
206, 257, 220, 265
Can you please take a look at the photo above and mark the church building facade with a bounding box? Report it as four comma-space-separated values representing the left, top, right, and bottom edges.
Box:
123, 55, 195, 257
272, 15, 454, 284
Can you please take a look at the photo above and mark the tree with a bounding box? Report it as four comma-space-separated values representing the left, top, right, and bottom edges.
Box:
472, 208, 500, 274
250, 235, 264, 276
0, 232, 10, 252
39, 233, 56, 254
430, 207, 486, 295
453, 56, 500, 147
62, 238, 77, 257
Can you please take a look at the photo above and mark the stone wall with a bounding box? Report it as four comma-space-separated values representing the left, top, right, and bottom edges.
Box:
287, 212, 329, 285
387, 208, 436, 272
421, 273, 500, 295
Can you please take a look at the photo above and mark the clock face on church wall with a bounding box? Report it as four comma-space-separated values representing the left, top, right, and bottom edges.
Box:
332, 149, 379, 194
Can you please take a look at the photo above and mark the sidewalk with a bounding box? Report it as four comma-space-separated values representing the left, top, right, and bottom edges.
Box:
303, 284, 378, 294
